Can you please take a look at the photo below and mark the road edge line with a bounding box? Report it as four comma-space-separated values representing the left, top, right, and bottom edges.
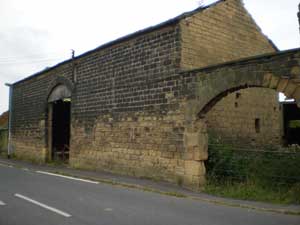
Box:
36, 170, 99, 184
1, 159, 298, 216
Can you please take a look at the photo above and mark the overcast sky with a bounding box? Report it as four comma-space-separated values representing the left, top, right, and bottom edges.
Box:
0, 0, 299, 114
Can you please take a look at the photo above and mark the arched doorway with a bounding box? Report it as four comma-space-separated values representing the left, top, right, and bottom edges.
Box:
47, 84, 71, 162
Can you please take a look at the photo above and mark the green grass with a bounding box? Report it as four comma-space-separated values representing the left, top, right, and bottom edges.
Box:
205, 179, 300, 205
205, 139, 300, 205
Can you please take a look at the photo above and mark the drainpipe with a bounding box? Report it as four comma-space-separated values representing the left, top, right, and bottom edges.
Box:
296, 3, 300, 108
298, 3, 300, 34
5, 83, 12, 159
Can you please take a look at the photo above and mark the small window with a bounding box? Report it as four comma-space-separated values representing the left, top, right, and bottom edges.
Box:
236, 93, 241, 99
234, 102, 238, 108
255, 118, 260, 133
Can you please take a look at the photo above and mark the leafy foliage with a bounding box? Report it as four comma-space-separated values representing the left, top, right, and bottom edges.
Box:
205, 139, 300, 204
0, 111, 8, 129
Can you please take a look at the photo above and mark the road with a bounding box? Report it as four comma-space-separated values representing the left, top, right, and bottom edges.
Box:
0, 164, 299, 225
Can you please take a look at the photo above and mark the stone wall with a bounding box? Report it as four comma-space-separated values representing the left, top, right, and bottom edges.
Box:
72, 24, 180, 121
70, 103, 208, 189
206, 88, 282, 147
9, 0, 288, 190
180, 0, 276, 70
71, 112, 186, 183
178, 0, 281, 148
11, 23, 204, 188
11, 63, 73, 162
0, 129, 8, 153
67, 24, 195, 186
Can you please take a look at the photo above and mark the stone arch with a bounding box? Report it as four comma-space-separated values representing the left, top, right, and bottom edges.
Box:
183, 75, 300, 189
198, 84, 258, 118
196, 74, 300, 118
46, 76, 74, 104
181, 50, 300, 190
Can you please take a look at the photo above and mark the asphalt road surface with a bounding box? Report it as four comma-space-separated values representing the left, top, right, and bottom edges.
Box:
0, 164, 299, 225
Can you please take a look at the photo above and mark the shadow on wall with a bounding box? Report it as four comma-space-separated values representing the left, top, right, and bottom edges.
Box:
0, 129, 8, 153
0, 111, 8, 153
0, 111, 8, 128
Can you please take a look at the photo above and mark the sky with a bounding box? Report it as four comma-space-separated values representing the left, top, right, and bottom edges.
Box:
0, 0, 299, 114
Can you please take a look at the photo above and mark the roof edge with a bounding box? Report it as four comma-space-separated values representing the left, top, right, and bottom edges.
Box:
239, 0, 279, 51
180, 47, 300, 75
12, 1, 225, 86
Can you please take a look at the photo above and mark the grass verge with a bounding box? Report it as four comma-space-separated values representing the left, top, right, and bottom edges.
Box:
205, 179, 300, 205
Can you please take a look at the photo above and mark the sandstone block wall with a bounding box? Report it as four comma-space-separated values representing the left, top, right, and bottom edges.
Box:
67, 25, 194, 185
70, 112, 186, 183
11, 23, 208, 189
206, 88, 282, 147
180, 0, 276, 70
10, 0, 286, 190
72, 25, 180, 121
178, 0, 281, 147
11, 63, 73, 162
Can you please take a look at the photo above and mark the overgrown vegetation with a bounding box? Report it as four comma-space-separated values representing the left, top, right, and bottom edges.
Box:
0, 111, 8, 129
205, 139, 300, 204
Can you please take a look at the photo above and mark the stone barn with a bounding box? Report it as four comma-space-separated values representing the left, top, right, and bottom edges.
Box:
9, 0, 300, 190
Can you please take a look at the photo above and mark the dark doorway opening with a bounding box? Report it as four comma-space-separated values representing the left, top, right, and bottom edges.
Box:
52, 99, 71, 162
282, 102, 300, 145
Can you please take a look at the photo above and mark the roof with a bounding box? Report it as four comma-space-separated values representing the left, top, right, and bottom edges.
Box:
12, 0, 225, 86
12, 0, 277, 85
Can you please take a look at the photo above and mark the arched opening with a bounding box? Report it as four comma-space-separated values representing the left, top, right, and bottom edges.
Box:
192, 82, 300, 201
203, 87, 283, 147
180, 50, 300, 192
196, 75, 300, 147
47, 84, 71, 163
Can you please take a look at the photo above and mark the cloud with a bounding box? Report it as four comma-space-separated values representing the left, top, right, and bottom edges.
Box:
0, 0, 299, 114
0, 26, 66, 113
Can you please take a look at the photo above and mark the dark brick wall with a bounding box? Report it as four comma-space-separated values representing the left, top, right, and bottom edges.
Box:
11, 63, 73, 161
73, 25, 181, 122
10, 23, 182, 162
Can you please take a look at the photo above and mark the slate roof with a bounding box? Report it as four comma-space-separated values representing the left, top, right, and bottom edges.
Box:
12, 0, 277, 85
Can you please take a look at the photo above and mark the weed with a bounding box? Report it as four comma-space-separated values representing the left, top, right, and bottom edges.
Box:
205, 139, 300, 204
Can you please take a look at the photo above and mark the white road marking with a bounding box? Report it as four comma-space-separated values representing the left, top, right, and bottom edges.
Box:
14, 194, 71, 218
22, 168, 29, 171
36, 171, 99, 184
0, 163, 12, 168
0, 201, 6, 206
104, 208, 113, 212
